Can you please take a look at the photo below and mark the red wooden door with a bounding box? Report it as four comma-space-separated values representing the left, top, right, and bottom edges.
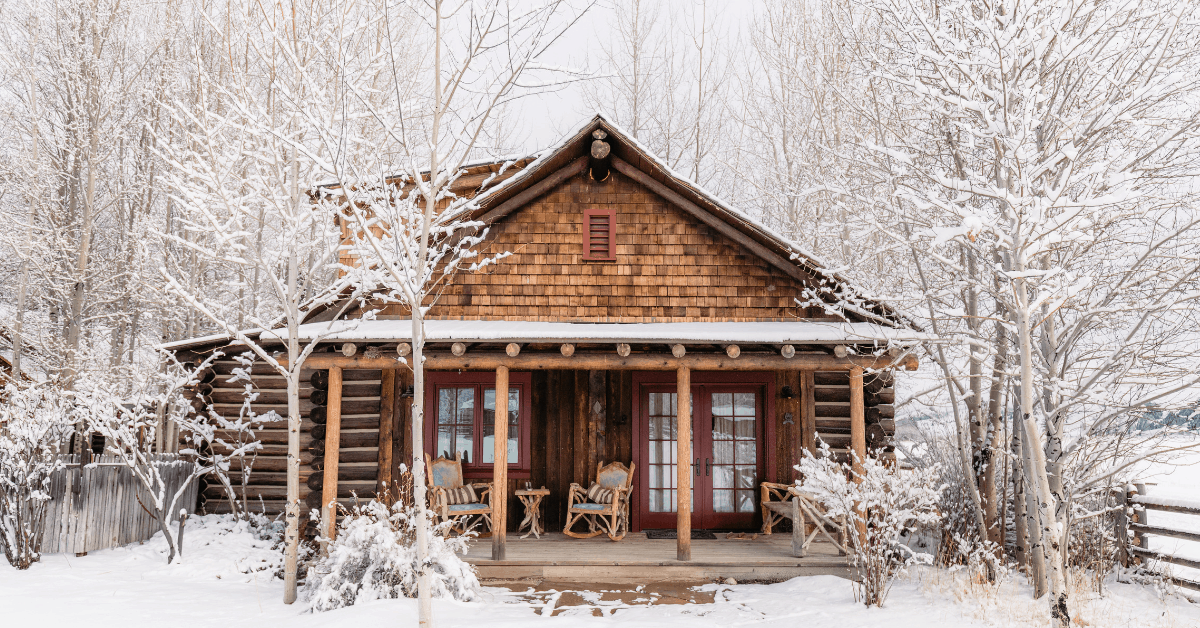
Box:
637, 383, 765, 530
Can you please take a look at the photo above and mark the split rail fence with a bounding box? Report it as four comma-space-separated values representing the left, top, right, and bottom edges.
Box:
1116, 483, 1200, 592
41, 454, 199, 555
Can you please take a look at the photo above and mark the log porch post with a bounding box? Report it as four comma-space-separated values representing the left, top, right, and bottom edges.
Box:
849, 367, 866, 476
321, 366, 343, 543
676, 365, 692, 561
378, 369, 395, 501
492, 365, 509, 561
849, 366, 868, 543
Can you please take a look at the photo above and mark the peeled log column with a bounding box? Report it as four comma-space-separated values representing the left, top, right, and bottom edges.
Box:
492, 366, 509, 561
321, 367, 343, 543
849, 366, 868, 545
676, 365, 692, 562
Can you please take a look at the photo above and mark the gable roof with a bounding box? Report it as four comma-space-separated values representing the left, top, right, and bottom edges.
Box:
453, 114, 916, 329
161, 115, 921, 353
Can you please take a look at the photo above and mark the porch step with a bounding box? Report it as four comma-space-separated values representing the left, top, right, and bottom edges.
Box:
463, 532, 850, 583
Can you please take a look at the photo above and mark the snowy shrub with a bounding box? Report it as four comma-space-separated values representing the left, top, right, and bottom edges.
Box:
798, 441, 944, 607
302, 500, 479, 612
0, 384, 72, 569
900, 423, 986, 565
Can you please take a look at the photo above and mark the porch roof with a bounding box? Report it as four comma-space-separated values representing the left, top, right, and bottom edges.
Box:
261, 318, 935, 346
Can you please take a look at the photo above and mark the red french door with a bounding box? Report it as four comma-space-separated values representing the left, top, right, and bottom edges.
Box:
636, 380, 767, 530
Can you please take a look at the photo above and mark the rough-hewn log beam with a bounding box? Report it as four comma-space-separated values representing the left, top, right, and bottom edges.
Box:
612, 157, 810, 286
286, 352, 917, 372
478, 157, 589, 226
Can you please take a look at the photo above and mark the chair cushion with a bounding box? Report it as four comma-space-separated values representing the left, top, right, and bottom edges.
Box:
448, 502, 487, 512
596, 466, 629, 489
586, 483, 614, 504
444, 485, 477, 505
572, 502, 609, 512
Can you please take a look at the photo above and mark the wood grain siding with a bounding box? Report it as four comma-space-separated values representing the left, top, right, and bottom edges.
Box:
381, 170, 815, 322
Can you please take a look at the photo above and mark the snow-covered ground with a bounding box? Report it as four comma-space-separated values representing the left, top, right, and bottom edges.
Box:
3, 512, 1200, 628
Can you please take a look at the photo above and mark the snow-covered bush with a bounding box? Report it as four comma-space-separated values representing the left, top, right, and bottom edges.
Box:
302, 500, 479, 612
0, 384, 73, 569
798, 441, 944, 607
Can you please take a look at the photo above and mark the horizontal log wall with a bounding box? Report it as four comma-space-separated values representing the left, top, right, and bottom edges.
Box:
200, 360, 383, 521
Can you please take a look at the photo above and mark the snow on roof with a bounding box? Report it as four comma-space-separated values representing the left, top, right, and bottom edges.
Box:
258, 319, 935, 346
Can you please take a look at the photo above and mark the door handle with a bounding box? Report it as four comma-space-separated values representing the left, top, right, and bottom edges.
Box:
695, 458, 701, 476
706, 458, 712, 476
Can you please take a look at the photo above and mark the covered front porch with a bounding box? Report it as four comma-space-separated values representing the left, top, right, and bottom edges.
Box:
463, 531, 849, 583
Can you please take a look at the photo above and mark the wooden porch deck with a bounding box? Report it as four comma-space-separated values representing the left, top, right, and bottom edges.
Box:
464, 532, 849, 583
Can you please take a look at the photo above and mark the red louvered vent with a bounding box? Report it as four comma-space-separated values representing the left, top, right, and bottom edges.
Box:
582, 209, 616, 261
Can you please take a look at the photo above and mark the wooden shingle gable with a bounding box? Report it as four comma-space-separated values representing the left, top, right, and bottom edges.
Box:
383, 167, 820, 323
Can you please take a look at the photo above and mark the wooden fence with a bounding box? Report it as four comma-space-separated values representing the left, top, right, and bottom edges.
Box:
41, 455, 199, 555
1117, 483, 1200, 592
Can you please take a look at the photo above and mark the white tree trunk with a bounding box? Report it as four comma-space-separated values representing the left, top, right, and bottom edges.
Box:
1014, 269, 1070, 626
411, 310, 432, 626
283, 157, 302, 605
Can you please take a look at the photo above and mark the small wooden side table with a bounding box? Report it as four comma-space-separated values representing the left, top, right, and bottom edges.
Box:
515, 488, 550, 539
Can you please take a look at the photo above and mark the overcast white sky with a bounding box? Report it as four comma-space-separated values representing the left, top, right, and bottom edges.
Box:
503, 0, 752, 151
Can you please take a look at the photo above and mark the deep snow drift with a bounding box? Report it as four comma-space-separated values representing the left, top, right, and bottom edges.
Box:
2, 512, 1199, 628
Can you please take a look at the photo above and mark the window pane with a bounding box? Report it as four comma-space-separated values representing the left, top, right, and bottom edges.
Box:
436, 387, 473, 461
482, 388, 521, 464
736, 490, 755, 513
647, 392, 691, 512
713, 490, 734, 513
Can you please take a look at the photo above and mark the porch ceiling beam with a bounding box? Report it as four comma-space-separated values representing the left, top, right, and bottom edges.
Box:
477, 156, 589, 226
285, 351, 918, 372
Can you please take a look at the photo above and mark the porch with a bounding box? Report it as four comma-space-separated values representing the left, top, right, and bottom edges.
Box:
463, 531, 849, 583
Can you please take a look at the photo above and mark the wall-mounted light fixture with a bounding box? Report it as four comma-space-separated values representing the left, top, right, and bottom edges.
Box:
780, 385, 795, 399
400, 385, 415, 398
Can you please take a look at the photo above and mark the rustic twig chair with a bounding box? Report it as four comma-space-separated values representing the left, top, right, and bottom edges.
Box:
564, 461, 635, 541
760, 481, 847, 557
425, 453, 493, 535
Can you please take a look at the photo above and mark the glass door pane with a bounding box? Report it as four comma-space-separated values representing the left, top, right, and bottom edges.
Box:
709, 391, 758, 514
646, 392, 695, 513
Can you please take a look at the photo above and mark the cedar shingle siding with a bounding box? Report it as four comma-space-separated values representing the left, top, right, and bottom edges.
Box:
385, 171, 814, 322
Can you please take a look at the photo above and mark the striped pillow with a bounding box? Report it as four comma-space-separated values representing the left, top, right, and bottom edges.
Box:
586, 483, 613, 504
444, 485, 477, 505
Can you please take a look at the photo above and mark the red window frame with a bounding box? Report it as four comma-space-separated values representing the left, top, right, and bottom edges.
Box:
582, 208, 617, 261
424, 371, 533, 479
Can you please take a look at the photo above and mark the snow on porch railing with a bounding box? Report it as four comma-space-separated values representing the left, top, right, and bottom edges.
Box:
41, 454, 199, 555
1116, 483, 1200, 592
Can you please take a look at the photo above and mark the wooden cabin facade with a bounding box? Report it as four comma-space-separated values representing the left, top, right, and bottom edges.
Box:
166, 115, 923, 580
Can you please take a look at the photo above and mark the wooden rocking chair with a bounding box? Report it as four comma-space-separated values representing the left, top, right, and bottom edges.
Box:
564, 461, 635, 541
760, 481, 847, 557
426, 453, 493, 535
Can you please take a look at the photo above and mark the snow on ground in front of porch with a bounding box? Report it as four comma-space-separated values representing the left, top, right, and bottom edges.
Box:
4, 513, 1200, 628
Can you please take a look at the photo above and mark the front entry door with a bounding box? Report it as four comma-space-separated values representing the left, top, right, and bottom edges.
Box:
638, 384, 764, 530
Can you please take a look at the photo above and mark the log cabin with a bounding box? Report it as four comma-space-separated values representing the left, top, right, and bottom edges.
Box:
162, 115, 928, 581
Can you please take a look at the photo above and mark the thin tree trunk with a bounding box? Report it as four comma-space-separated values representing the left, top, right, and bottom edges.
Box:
1014, 269, 1070, 626
282, 155, 302, 605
